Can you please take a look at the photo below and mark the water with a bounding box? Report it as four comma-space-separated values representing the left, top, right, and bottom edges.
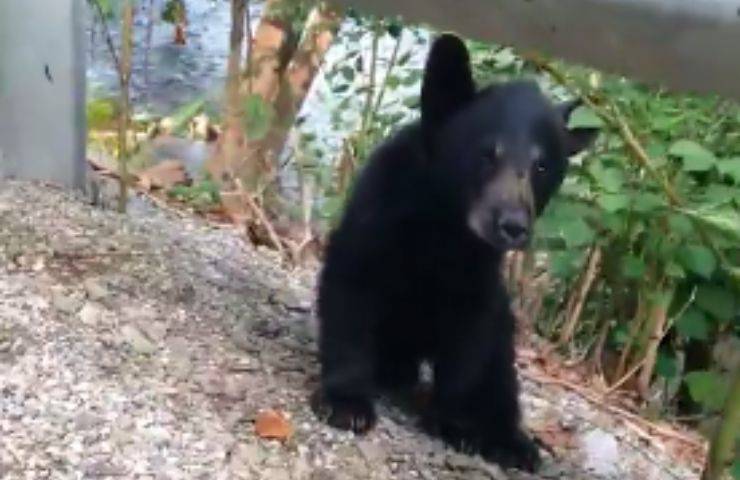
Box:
86, 0, 255, 114
85, 0, 431, 206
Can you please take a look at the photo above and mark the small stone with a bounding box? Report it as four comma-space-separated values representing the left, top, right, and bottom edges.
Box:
357, 439, 386, 464
139, 321, 168, 341
580, 428, 620, 476
168, 354, 193, 381
196, 372, 223, 395
52, 289, 81, 315
229, 442, 265, 472
83, 278, 109, 301
120, 324, 157, 355
74, 411, 103, 430
78, 302, 104, 326
310, 469, 337, 480
223, 375, 248, 400
261, 467, 291, 480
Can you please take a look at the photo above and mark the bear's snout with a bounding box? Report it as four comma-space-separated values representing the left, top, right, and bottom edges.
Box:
497, 208, 530, 249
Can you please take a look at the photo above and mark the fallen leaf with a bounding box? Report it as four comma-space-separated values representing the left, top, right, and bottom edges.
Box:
255, 409, 293, 442
533, 419, 578, 452
138, 160, 188, 191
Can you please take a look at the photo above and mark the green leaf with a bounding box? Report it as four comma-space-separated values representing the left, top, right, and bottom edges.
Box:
567, 106, 605, 129
667, 214, 693, 237
632, 193, 665, 213
668, 139, 717, 171
681, 207, 740, 243
675, 307, 710, 341
684, 370, 727, 412
86, 98, 117, 129
386, 75, 401, 90
655, 352, 678, 379
695, 285, 736, 322
332, 83, 351, 94
402, 95, 420, 109
621, 255, 646, 279
717, 157, 740, 183
549, 250, 585, 278
242, 94, 274, 140
591, 166, 625, 193
558, 218, 595, 248
665, 262, 685, 279
731, 459, 740, 480
597, 193, 630, 212
677, 245, 716, 279
340, 66, 355, 82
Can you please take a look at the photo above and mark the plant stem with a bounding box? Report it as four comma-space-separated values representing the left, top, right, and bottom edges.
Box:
117, 0, 134, 213
360, 24, 381, 135
702, 368, 740, 480
371, 31, 403, 118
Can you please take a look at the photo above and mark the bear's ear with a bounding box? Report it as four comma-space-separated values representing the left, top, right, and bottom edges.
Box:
557, 99, 600, 156
421, 33, 476, 129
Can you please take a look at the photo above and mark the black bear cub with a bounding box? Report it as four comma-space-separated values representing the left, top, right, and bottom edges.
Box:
311, 33, 598, 472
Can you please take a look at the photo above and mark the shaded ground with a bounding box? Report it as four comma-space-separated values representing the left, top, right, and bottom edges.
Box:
0, 180, 702, 480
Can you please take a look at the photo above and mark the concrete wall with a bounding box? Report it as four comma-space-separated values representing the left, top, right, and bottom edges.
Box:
0, 0, 87, 190
336, 0, 740, 101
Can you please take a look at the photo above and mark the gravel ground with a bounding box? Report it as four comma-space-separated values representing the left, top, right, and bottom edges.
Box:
0, 179, 702, 480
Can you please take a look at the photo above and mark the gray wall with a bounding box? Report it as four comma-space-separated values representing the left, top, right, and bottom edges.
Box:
0, 0, 87, 190
337, 0, 740, 101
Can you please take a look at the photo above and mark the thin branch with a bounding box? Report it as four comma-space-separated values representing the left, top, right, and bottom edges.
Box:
371, 31, 403, 118
89, 0, 121, 69
522, 369, 705, 451
235, 179, 285, 258
606, 286, 695, 394
360, 24, 381, 133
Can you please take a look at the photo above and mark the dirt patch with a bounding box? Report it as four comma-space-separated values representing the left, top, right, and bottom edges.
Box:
0, 180, 700, 479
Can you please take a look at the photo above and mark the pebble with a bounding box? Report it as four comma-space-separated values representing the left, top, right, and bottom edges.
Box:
120, 324, 157, 355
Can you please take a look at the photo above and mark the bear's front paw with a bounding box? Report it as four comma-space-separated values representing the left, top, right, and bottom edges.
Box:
310, 390, 377, 434
481, 430, 542, 473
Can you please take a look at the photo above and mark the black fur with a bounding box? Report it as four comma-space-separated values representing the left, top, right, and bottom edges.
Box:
311, 33, 598, 472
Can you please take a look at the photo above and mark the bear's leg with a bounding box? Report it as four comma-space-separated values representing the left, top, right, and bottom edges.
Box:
312, 280, 379, 434
429, 310, 541, 472
375, 321, 420, 392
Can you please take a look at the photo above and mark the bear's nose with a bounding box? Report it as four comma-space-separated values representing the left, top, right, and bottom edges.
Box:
498, 210, 530, 246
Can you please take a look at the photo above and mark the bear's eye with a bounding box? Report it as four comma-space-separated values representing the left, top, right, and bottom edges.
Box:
530, 145, 546, 174
495, 142, 506, 158
534, 159, 547, 174
482, 148, 498, 164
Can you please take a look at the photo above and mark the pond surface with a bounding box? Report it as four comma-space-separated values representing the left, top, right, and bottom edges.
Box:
87, 0, 260, 115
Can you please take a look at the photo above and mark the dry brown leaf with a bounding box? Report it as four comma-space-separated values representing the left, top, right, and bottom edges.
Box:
254, 409, 293, 442
533, 419, 578, 452
137, 160, 188, 191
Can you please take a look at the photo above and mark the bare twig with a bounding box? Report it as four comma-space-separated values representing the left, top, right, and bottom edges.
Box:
558, 246, 602, 345
89, 0, 121, 68
607, 286, 695, 394
360, 24, 381, 134
117, 0, 134, 213
522, 369, 706, 450
143, 0, 156, 102
371, 31, 404, 117
235, 179, 285, 258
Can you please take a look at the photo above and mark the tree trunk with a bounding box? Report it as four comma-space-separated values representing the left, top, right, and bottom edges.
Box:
558, 246, 602, 345
117, 0, 134, 213
702, 368, 740, 480
636, 285, 674, 399
262, 3, 341, 156
209, 0, 306, 190
242, 0, 296, 101
209, 0, 248, 187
